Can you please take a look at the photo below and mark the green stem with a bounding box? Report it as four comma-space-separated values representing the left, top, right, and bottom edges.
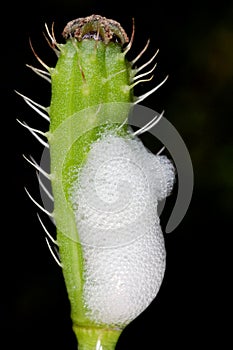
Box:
48, 15, 134, 348
73, 325, 122, 350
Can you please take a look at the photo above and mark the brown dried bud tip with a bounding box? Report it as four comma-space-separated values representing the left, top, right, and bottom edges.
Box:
62, 14, 129, 46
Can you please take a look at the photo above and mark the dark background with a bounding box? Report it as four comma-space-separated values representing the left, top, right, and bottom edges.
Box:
2, 0, 232, 349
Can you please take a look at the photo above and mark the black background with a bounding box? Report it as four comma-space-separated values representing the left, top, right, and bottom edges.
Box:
2, 1, 232, 349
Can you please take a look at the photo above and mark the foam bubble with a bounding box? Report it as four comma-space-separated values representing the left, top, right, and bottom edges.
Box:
70, 134, 175, 326
82, 225, 166, 326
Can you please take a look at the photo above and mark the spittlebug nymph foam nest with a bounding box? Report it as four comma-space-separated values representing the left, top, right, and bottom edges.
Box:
70, 133, 175, 326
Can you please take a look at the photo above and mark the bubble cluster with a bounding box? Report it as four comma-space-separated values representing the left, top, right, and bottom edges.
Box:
82, 225, 166, 326
70, 133, 175, 326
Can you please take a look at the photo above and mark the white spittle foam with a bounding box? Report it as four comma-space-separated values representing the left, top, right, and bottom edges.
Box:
70, 133, 175, 327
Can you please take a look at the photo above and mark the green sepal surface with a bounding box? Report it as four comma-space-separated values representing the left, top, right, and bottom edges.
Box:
49, 39, 133, 130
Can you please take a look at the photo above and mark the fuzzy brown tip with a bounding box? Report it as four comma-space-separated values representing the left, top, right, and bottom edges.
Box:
62, 14, 129, 46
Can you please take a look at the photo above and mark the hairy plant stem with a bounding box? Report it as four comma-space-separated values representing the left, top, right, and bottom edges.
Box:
48, 18, 133, 349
